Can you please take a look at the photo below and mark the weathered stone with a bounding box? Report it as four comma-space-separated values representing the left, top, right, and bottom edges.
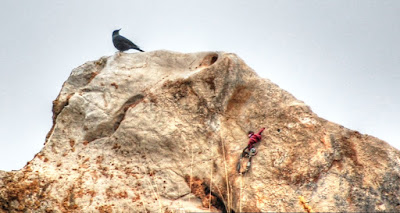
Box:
1, 50, 400, 212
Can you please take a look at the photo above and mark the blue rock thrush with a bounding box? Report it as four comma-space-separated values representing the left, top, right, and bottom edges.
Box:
112, 29, 144, 52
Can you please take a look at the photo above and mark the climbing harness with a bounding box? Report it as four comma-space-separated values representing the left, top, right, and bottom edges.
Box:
236, 146, 257, 174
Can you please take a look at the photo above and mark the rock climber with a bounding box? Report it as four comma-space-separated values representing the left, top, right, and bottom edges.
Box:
237, 127, 266, 174
246, 127, 266, 151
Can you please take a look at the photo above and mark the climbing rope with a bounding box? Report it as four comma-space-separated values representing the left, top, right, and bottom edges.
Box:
221, 137, 231, 212
239, 173, 243, 213
138, 142, 163, 213
189, 142, 194, 203
209, 138, 214, 210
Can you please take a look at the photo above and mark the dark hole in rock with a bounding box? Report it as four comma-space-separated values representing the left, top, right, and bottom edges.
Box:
210, 55, 218, 65
203, 183, 234, 213
198, 53, 219, 68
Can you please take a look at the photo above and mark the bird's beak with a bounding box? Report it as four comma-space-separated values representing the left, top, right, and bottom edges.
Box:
118, 28, 121, 31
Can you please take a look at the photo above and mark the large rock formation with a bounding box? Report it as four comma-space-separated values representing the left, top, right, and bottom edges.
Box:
1, 50, 400, 212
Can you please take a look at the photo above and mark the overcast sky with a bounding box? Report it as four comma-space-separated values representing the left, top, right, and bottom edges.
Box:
1, 1, 399, 171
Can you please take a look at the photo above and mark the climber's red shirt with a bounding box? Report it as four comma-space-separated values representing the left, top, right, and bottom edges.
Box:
247, 128, 265, 149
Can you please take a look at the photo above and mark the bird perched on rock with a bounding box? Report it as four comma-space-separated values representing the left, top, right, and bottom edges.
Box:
112, 29, 144, 52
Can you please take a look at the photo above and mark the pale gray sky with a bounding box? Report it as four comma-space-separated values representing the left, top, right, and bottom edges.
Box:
1, 0, 399, 171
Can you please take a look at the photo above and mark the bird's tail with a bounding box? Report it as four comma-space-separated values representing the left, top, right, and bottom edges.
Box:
139, 49, 145, 52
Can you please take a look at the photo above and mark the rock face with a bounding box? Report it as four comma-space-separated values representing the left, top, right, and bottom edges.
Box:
1, 50, 400, 212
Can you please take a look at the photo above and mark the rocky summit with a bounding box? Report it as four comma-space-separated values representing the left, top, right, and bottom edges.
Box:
1, 50, 400, 212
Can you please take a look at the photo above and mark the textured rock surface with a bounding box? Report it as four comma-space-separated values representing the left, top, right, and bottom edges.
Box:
1, 50, 400, 212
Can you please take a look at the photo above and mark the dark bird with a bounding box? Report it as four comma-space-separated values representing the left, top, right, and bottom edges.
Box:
112, 29, 144, 52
